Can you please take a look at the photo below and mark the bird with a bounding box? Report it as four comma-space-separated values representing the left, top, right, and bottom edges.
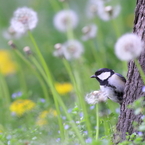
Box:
90, 68, 126, 104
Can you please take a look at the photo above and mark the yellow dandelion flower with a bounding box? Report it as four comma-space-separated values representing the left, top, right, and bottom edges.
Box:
0, 49, 16, 75
9, 99, 35, 116
36, 119, 47, 126
39, 110, 49, 119
55, 82, 73, 95
36, 108, 57, 126
49, 108, 57, 117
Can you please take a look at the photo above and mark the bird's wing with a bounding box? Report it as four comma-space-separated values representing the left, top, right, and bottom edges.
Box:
115, 73, 126, 83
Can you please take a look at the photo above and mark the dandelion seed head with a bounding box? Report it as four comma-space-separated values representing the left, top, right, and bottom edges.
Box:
53, 43, 66, 58
63, 40, 84, 60
104, 6, 113, 15
86, 0, 104, 18
3, 26, 23, 40
115, 33, 143, 61
8, 40, 17, 49
23, 46, 32, 55
10, 7, 38, 33
53, 10, 78, 32
98, 5, 121, 21
82, 24, 97, 41
85, 90, 108, 104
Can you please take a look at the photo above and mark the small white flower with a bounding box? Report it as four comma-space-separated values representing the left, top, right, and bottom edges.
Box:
10, 7, 38, 33
81, 24, 97, 41
115, 33, 143, 61
63, 40, 84, 60
53, 10, 78, 32
86, 0, 104, 18
98, 5, 121, 21
3, 26, 23, 39
85, 90, 108, 104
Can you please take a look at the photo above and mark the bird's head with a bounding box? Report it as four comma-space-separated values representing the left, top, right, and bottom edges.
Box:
91, 68, 115, 85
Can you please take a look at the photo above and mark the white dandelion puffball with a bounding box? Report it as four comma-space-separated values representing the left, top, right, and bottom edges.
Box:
86, 0, 104, 18
3, 26, 23, 40
98, 5, 121, 21
82, 24, 97, 41
63, 39, 84, 60
115, 33, 143, 61
10, 7, 38, 33
53, 10, 78, 32
53, 43, 66, 58
85, 90, 108, 104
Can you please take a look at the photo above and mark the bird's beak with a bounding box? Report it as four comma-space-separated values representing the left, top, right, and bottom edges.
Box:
90, 75, 96, 78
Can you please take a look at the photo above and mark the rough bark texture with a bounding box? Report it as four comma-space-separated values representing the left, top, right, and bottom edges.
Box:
114, 0, 145, 142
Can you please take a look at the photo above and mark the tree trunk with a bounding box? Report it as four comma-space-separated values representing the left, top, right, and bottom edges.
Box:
114, 0, 145, 142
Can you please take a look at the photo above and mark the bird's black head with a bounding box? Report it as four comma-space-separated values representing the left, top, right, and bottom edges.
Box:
91, 68, 115, 85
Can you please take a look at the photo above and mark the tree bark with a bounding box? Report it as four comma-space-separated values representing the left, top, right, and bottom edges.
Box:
114, 0, 145, 142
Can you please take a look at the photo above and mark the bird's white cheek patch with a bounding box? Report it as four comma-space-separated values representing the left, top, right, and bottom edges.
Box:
97, 72, 111, 80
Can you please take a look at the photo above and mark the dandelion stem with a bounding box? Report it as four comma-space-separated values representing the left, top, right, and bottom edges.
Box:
96, 104, 99, 140
18, 65, 27, 94
28, 31, 64, 140
134, 59, 145, 84
63, 59, 92, 137
14, 50, 50, 102
28, 31, 85, 143
0, 72, 10, 107
63, 2, 74, 40
30, 56, 85, 144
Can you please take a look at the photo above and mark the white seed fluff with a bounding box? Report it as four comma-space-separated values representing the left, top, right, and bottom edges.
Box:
85, 90, 108, 104
3, 26, 23, 40
82, 24, 97, 41
98, 5, 121, 21
86, 0, 104, 19
115, 33, 143, 61
63, 39, 84, 60
53, 10, 78, 32
10, 7, 38, 33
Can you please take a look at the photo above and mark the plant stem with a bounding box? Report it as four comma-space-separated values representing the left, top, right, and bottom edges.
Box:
28, 31, 64, 139
96, 104, 99, 140
0, 72, 10, 107
63, 59, 92, 137
14, 50, 50, 102
30, 56, 85, 144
